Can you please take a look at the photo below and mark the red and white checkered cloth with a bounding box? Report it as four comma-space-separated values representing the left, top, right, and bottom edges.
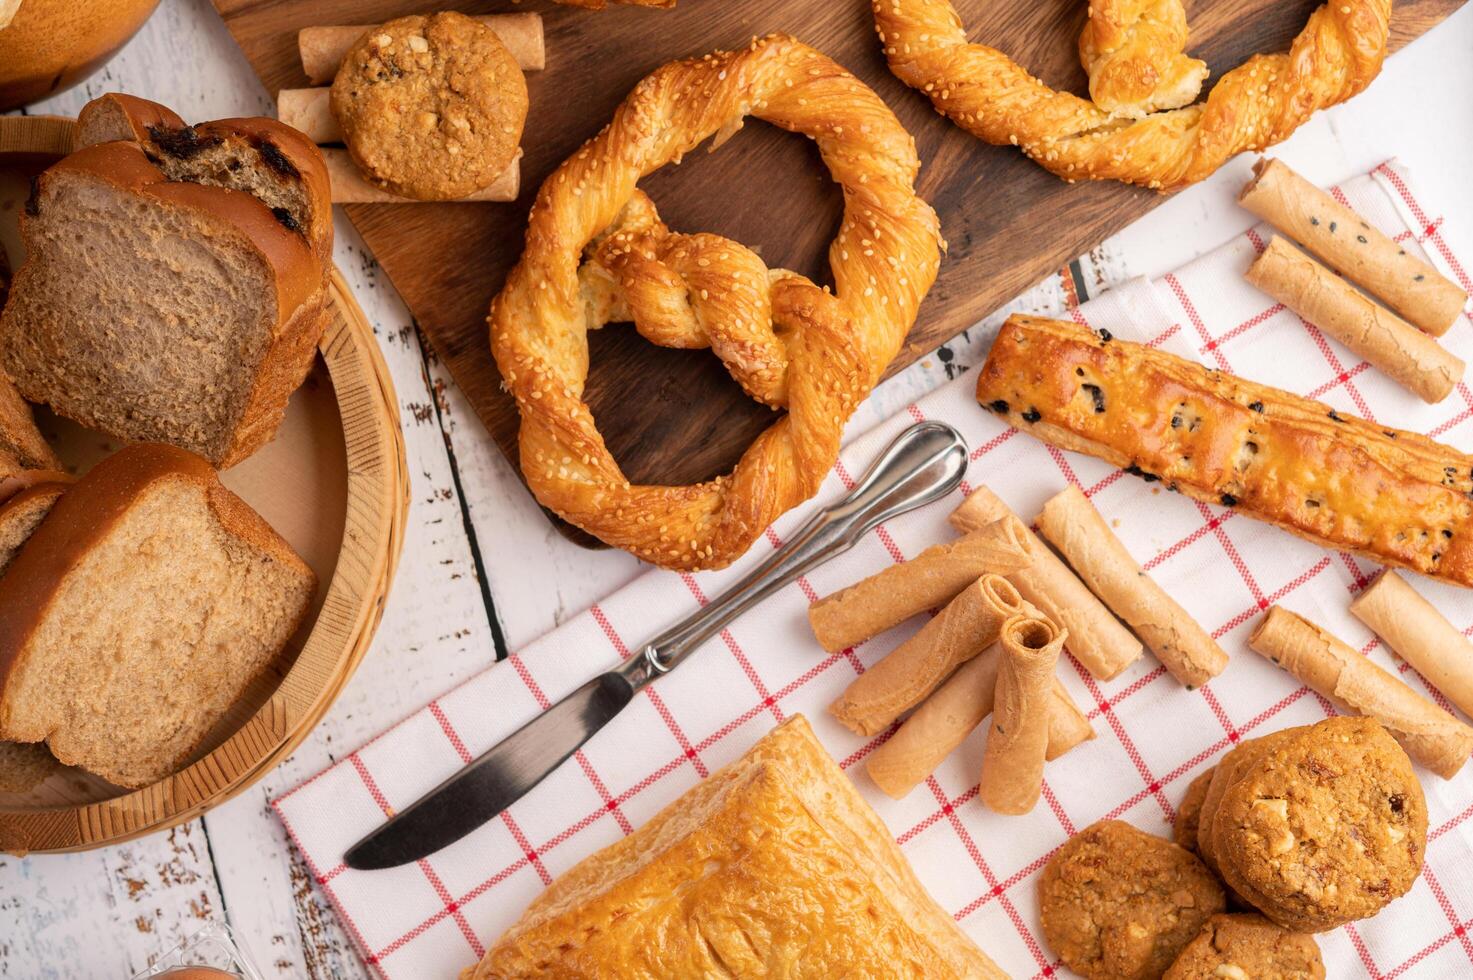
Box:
275, 160, 1473, 979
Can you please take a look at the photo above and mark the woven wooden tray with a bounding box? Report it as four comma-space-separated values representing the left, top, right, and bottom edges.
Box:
0, 115, 409, 853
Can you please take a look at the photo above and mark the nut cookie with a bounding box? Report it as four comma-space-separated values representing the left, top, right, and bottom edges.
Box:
1040, 819, 1226, 980
1173, 767, 1214, 853
331, 12, 527, 201
1163, 913, 1324, 980
1214, 716, 1426, 932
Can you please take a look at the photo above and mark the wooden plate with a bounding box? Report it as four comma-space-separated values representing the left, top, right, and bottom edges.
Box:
214, 0, 1464, 549
0, 115, 410, 854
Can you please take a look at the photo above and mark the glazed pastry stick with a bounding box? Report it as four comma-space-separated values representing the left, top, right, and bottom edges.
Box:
320, 147, 519, 204
298, 15, 546, 84
829, 574, 1023, 737
1241, 158, 1467, 336
1038, 486, 1228, 688
1351, 570, 1473, 720
979, 615, 1067, 815
951, 486, 1143, 679
808, 515, 1033, 652
865, 637, 1094, 799
1246, 237, 1463, 404
1249, 606, 1473, 779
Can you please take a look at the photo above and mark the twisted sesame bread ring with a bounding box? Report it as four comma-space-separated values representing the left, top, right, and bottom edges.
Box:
873, 0, 1391, 190
1078, 0, 1208, 119
490, 35, 942, 570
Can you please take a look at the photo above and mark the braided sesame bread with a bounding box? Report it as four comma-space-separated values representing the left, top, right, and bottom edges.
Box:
0, 95, 332, 467
491, 34, 942, 570
873, 0, 1390, 189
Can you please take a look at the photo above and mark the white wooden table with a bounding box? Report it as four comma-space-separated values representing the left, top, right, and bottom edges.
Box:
4, 1, 1472, 975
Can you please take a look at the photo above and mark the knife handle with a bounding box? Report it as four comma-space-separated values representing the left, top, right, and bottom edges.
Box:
631, 421, 968, 683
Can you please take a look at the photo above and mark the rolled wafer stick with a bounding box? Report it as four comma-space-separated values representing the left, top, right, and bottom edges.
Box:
1246, 236, 1464, 404
979, 615, 1067, 814
278, 88, 340, 144
829, 574, 1023, 737
1351, 570, 1473, 720
950, 486, 1142, 680
808, 515, 1033, 652
1241, 158, 1467, 337
864, 639, 1093, 799
1037, 485, 1228, 688
298, 14, 545, 84
322, 147, 519, 204
1249, 605, 1473, 778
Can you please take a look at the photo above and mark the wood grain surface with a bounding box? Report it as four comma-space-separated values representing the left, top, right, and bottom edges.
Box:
213, 0, 1464, 546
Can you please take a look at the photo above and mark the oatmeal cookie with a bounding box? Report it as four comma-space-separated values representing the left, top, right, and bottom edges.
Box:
1040, 819, 1226, 980
1164, 913, 1324, 979
1214, 716, 1427, 932
331, 12, 527, 200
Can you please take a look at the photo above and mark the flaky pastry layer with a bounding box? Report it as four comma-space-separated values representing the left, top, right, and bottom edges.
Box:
470, 715, 1004, 979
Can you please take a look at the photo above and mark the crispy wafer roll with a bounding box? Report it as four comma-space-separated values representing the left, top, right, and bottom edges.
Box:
1246, 236, 1464, 404
322, 147, 519, 203
298, 14, 545, 84
950, 487, 1142, 680
1351, 570, 1473, 720
277, 88, 341, 144
865, 640, 1093, 799
979, 616, 1067, 814
808, 515, 1033, 652
1249, 606, 1473, 778
1241, 158, 1467, 336
1038, 486, 1228, 688
830, 574, 1023, 737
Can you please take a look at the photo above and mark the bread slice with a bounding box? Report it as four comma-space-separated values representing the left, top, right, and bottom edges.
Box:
0, 482, 67, 792
0, 444, 316, 788
0, 95, 332, 467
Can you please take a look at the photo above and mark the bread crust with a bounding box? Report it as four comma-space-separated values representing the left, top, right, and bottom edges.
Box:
7, 96, 334, 467
474, 715, 1004, 978
0, 444, 315, 742
976, 314, 1473, 588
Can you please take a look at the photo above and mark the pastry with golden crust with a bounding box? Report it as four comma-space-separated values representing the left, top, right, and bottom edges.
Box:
976, 315, 1473, 588
872, 0, 1390, 189
469, 715, 1004, 979
490, 35, 942, 571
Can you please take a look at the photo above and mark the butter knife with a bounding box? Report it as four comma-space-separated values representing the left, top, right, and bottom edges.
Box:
344, 420, 968, 870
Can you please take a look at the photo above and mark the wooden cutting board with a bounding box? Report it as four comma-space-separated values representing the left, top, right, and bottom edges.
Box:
213, 0, 1463, 546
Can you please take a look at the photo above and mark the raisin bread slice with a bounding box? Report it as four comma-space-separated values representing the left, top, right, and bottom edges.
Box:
0, 482, 67, 793
0, 95, 332, 467
0, 444, 316, 788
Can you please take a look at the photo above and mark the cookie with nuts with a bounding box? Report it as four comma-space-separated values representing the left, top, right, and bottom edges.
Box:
1040, 819, 1226, 980
330, 11, 527, 201
1211, 716, 1427, 932
1163, 913, 1324, 980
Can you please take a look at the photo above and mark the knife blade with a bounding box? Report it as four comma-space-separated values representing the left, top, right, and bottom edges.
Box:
344, 668, 638, 870
342, 420, 968, 870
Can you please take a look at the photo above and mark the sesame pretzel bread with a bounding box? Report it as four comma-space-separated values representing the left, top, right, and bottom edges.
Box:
1077, 0, 1208, 119
490, 35, 942, 570
873, 0, 1391, 189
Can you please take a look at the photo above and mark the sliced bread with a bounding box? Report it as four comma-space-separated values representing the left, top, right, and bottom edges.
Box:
0, 95, 332, 467
0, 443, 316, 788
0, 482, 66, 792
0, 367, 60, 473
